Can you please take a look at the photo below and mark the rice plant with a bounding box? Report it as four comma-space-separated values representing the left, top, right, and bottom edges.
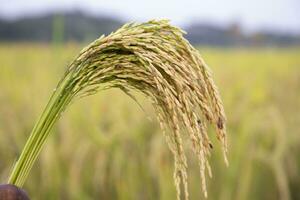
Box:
7, 20, 227, 199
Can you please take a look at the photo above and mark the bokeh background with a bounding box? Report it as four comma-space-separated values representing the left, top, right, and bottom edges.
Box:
0, 0, 299, 199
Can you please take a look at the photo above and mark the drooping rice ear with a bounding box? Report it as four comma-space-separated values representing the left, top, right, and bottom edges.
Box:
8, 20, 227, 200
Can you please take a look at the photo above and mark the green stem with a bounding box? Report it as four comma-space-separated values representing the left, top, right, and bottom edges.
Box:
8, 75, 74, 187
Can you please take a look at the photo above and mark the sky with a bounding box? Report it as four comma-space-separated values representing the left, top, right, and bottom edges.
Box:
0, 0, 299, 34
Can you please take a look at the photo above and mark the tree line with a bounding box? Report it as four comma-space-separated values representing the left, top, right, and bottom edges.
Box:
0, 11, 299, 46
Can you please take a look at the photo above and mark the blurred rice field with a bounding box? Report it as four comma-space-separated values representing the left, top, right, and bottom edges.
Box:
0, 44, 299, 200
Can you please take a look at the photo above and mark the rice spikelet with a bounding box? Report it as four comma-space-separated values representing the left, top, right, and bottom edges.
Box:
8, 19, 228, 199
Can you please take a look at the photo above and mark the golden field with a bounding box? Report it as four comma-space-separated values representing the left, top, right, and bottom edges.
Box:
0, 44, 299, 200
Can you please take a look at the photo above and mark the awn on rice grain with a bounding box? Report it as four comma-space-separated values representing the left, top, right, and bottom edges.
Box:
8, 20, 228, 199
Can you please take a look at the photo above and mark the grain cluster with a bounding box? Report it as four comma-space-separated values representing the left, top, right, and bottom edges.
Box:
9, 20, 227, 199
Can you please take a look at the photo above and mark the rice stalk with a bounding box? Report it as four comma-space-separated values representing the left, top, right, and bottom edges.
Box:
8, 19, 228, 199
